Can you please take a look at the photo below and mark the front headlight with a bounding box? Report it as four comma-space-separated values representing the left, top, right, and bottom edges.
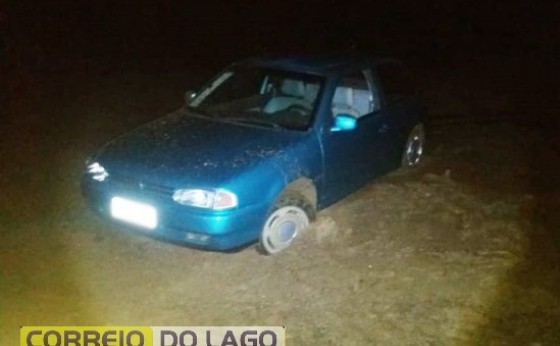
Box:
172, 189, 238, 210
86, 162, 109, 182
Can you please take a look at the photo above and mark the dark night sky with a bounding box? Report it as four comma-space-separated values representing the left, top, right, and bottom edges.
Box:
3, 1, 558, 72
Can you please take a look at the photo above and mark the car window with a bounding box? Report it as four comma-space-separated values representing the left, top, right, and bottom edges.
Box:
376, 63, 412, 103
190, 66, 324, 131
331, 70, 379, 119
192, 69, 261, 107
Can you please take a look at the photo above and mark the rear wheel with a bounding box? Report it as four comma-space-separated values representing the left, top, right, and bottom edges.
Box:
258, 193, 314, 255
401, 123, 425, 168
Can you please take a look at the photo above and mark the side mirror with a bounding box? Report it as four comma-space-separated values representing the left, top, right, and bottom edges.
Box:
331, 113, 357, 132
185, 90, 197, 105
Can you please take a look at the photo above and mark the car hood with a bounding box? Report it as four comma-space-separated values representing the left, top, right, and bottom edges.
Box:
95, 110, 304, 187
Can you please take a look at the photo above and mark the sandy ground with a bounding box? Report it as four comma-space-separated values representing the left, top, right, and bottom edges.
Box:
1, 62, 559, 345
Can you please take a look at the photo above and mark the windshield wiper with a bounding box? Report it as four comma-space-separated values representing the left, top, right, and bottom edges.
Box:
226, 117, 285, 129
185, 106, 211, 118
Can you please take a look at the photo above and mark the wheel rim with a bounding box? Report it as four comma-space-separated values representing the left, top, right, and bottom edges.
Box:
261, 206, 309, 254
404, 125, 425, 167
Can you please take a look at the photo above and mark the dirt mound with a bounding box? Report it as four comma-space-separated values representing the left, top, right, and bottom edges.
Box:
306, 172, 525, 257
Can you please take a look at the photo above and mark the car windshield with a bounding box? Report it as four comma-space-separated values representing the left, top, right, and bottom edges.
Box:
188, 65, 324, 131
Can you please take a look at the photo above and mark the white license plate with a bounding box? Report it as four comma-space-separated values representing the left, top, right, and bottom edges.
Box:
110, 197, 158, 229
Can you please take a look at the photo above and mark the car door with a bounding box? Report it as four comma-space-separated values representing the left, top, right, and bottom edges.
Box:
320, 68, 398, 205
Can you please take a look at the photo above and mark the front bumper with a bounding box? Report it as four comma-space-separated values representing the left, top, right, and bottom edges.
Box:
81, 176, 268, 251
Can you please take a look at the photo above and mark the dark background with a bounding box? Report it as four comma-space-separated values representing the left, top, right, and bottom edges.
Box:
3, 1, 558, 73
3, 1, 558, 123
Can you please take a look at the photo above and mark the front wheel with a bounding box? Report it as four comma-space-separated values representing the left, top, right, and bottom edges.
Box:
401, 123, 426, 168
257, 193, 314, 255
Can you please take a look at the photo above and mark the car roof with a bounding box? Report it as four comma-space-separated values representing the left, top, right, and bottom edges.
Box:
237, 54, 400, 75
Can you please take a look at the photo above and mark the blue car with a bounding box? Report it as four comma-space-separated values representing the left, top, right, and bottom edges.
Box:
82, 55, 426, 254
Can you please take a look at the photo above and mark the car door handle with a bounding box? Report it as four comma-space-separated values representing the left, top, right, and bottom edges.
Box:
378, 124, 390, 133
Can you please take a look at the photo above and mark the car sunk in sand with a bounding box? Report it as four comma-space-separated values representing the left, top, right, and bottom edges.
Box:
82, 55, 426, 254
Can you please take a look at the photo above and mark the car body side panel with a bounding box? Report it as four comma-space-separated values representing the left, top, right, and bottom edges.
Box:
223, 128, 324, 216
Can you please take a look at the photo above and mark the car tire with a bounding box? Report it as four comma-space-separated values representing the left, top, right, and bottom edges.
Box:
401, 123, 425, 168
257, 192, 315, 255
